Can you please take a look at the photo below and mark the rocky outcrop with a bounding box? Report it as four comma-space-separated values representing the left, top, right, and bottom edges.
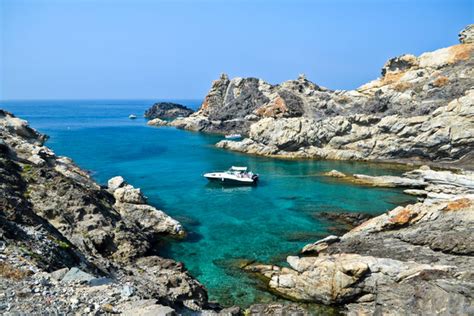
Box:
217, 88, 474, 164
246, 200, 474, 314
147, 118, 168, 126
176, 26, 474, 166
459, 24, 474, 44
0, 110, 219, 314
245, 167, 474, 314
323, 165, 474, 203
144, 102, 194, 119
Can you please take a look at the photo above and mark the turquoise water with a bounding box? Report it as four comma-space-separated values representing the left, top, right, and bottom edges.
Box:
2, 100, 415, 307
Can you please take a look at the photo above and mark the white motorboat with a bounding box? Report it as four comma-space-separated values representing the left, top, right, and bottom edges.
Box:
224, 133, 242, 140
204, 166, 259, 185
129, 114, 137, 119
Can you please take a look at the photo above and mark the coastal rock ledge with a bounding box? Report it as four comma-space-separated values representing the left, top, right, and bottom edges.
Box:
245, 167, 474, 315
0, 109, 239, 314
174, 25, 474, 166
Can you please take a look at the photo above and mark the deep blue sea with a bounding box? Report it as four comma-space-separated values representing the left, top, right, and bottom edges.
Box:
1, 100, 415, 307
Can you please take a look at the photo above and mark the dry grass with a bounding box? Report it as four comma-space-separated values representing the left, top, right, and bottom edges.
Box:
393, 81, 413, 92
432, 76, 449, 88
449, 44, 473, 63
381, 71, 405, 85
0, 262, 31, 280
443, 198, 471, 211
255, 97, 288, 117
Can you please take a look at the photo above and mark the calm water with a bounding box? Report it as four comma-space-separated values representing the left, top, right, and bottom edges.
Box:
1, 100, 415, 307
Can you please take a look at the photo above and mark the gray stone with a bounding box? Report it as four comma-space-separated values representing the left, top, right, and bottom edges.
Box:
61, 268, 95, 283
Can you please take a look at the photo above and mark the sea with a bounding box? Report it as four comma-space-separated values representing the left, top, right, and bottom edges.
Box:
1, 99, 415, 308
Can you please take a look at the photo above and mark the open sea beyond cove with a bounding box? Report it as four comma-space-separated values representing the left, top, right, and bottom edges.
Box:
3, 100, 416, 307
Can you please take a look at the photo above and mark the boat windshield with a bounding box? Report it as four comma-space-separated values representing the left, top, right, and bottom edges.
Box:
230, 166, 247, 171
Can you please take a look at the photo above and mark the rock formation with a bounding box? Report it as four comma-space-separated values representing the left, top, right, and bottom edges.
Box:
0, 110, 231, 314
245, 166, 474, 315
144, 102, 194, 120
174, 25, 474, 166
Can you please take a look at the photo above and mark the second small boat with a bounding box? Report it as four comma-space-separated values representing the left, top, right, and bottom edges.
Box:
224, 133, 242, 140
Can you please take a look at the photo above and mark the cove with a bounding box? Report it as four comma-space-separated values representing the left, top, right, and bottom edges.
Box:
4, 100, 416, 307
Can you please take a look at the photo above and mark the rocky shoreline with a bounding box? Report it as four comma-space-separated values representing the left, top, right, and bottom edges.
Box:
172, 25, 473, 169
0, 109, 230, 315
2, 25, 473, 315
244, 166, 474, 315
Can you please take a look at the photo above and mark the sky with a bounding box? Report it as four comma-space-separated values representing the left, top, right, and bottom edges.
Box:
0, 0, 472, 100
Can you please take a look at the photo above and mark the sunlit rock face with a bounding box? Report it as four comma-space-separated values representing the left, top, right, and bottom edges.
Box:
177, 25, 474, 166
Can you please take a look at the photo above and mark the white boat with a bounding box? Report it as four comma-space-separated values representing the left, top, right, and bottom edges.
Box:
204, 166, 259, 185
225, 133, 242, 140
129, 114, 137, 119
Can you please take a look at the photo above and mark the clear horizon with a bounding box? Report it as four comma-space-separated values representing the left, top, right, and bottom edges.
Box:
1, 0, 472, 100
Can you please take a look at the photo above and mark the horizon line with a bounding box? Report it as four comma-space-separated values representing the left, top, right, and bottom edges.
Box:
0, 98, 204, 102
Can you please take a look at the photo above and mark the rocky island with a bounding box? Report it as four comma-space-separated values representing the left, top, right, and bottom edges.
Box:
145, 102, 194, 119
173, 25, 474, 167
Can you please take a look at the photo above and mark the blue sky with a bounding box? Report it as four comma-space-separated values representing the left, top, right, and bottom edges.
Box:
0, 0, 472, 100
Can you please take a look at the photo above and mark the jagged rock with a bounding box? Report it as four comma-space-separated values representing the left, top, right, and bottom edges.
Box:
108, 176, 126, 191
179, 26, 474, 166
0, 110, 211, 314
61, 267, 95, 283
459, 24, 474, 44
247, 197, 474, 315
108, 178, 184, 237
144, 102, 194, 119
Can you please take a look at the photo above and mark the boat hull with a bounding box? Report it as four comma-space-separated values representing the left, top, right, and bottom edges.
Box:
204, 175, 258, 186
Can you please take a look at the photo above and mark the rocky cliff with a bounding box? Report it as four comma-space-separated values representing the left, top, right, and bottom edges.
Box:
173, 25, 474, 166
0, 110, 231, 314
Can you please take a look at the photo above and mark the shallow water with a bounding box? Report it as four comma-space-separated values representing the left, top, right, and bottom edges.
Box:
2, 100, 415, 307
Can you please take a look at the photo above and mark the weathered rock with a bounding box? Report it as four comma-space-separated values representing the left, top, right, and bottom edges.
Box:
147, 118, 168, 126
179, 27, 474, 166
459, 24, 474, 44
247, 196, 474, 314
144, 102, 194, 119
61, 267, 95, 283
0, 110, 212, 314
108, 179, 184, 237
323, 169, 346, 178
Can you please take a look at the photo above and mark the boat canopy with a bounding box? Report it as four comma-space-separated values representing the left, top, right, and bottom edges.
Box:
230, 166, 247, 171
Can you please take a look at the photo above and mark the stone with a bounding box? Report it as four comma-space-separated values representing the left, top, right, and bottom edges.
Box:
107, 176, 126, 191
144, 102, 194, 119
147, 118, 168, 126
323, 170, 346, 178
88, 277, 114, 286
459, 24, 474, 44
61, 268, 95, 283
121, 285, 134, 297
49, 268, 69, 281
